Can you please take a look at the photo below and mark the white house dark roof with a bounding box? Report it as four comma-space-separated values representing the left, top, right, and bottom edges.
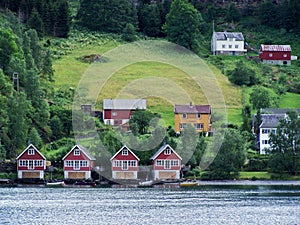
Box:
16, 144, 46, 160
150, 144, 182, 160
259, 114, 286, 128
260, 45, 291, 52
103, 99, 146, 110
174, 104, 211, 114
62, 145, 96, 160
214, 31, 244, 41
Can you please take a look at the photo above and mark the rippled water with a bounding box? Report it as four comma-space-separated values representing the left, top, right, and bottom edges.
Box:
0, 185, 300, 225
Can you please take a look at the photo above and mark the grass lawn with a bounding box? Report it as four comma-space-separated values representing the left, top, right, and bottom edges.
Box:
279, 92, 300, 108
238, 171, 271, 180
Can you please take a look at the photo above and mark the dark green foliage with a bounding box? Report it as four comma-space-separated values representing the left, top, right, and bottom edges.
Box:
27, 8, 44, 36
138, 3, 162, 37
225, 3, 241, 23
129, 109, 159, 135
208, 129, 246, 179
122, 23, 137, 42
268, 111, 300, 175
28, 127, 43, 149
250, 86, 279, 110
76, 0, 138, 33
228, 61, 258, 86
163, 0, 202, 52
0, 27, 18, 73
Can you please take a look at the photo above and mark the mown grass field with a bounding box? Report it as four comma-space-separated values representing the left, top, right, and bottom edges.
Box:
52, 36, 299, 127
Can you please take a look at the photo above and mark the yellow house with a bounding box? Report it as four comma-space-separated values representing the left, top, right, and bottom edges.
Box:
174, 103, 211, 133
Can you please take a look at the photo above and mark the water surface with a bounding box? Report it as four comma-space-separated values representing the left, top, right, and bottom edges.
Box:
0, 184, 299, 225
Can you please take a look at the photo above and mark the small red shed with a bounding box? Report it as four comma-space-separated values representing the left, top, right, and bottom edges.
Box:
110, 145, 140, 179
150, 144, 182, 180
259, 44, 291, 65
16, 144, 46, 179
62, 145, 96, 180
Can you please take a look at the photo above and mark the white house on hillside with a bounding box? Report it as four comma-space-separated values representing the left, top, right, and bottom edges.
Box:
211, 31, 246, 55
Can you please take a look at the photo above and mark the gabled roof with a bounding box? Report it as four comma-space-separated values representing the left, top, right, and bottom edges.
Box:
62, 145, 96, 161
16, 144, 46, 160
174, 104, 211, 114
110, 145, 140, 161
150, 144, 182, 160
259, 114, 285, 128
103, 99, 146, 110
260, 45, 291, 52
260, 108, 300, 114
214, 31, 244, 41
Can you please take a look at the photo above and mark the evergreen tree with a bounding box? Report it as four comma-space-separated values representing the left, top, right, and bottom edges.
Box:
27, 8, 44, 36
123, 23, 137, 42
0, 27, 18, 73
55, 0, 70, 38
28, 127, 43, 149
250, 86, 279, 110
225, 3, 241, 22
138, 3, 162, 37
163, 0, 202, 52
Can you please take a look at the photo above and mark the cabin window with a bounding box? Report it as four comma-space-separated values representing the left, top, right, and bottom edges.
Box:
122, 149, 128, 155
164, 148, 171, 155
222, 44, 226, 48
34, 160, 43, 167
113, 160, 121, 167
180, 123, 186, 129
262, 129, 270, 134
128, 161, 136, 167
112, 112, 117, 116
74, 149, 80, 156
194, 123, 204, 130
196, 113, 201, 119
235, 45, 239, 48
269, 53, 273, 57
262, 140, 269, 144
19, 160, 27, 166
65, 160, 73, 167
272, 129, 276, 134
229, 45, 232, 49
156, 160, 163, 166
283, 54, 287, 57
182, 113, 187, 119
171, 160, 179, 166
28, 148, 34, 155
80, 161, 88, 167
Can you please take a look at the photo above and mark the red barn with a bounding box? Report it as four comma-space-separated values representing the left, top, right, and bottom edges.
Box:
103, 99, 146, 129
150, 144, 182, 180
259, 44, 291, 65
62, 145, 96, 180
110, 145, 140, 179
16, 144, 46, 179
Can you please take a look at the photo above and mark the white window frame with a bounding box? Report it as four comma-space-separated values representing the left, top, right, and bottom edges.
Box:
74, 149, 80, 156
156, 160, 163, 166
164, 160, 171, 169
28, 148, 34, 155
164, 148, 171, 155
34, 160, 43, 167
80, 161, 88, 167
196, 113, 201, 119
74, 161, 80, 170
113, 160, 121, 167
122, 161, 128, 170
269, 53, 273, 57
182, 113, 187, 119
222, 44, 226, 48
112, 111, 117, 116
235, 45, 239, 49
122, 149, 128, 156
28, 160, 34, 170
19, 160, 27, 167
171, 160, 179, 166
262, 129, 270, 134
128, 161, 136, 167
65, 160, 73, 167
195, 123, 204, 130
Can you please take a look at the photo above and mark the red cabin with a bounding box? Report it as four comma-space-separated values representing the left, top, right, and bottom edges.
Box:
150, 144, 182, 180
110, 145, 140, 179
259, 44, 291, 65
16, 144, 46, 180
62, 145, 96, 180
103, 99, 146, 130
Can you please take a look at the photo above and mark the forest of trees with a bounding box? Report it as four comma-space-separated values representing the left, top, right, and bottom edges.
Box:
0, 0, 299, 178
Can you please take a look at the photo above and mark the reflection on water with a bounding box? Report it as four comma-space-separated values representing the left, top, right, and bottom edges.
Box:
0, 185, 299, 225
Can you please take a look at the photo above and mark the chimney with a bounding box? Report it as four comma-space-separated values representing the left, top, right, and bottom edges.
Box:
189, 102, 193, 108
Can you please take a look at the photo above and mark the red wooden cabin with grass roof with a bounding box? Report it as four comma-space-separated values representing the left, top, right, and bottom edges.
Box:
16, 144, 46, 180
62, 145, 96, 180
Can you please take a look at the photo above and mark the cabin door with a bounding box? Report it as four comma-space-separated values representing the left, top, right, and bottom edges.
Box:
28, 160, 34, 170
74, 161, 80, 170
122, 161, 128, 170
165, 160, 170, 169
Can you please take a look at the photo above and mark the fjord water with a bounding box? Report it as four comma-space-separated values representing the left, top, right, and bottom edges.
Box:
0, 185, 299, 225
